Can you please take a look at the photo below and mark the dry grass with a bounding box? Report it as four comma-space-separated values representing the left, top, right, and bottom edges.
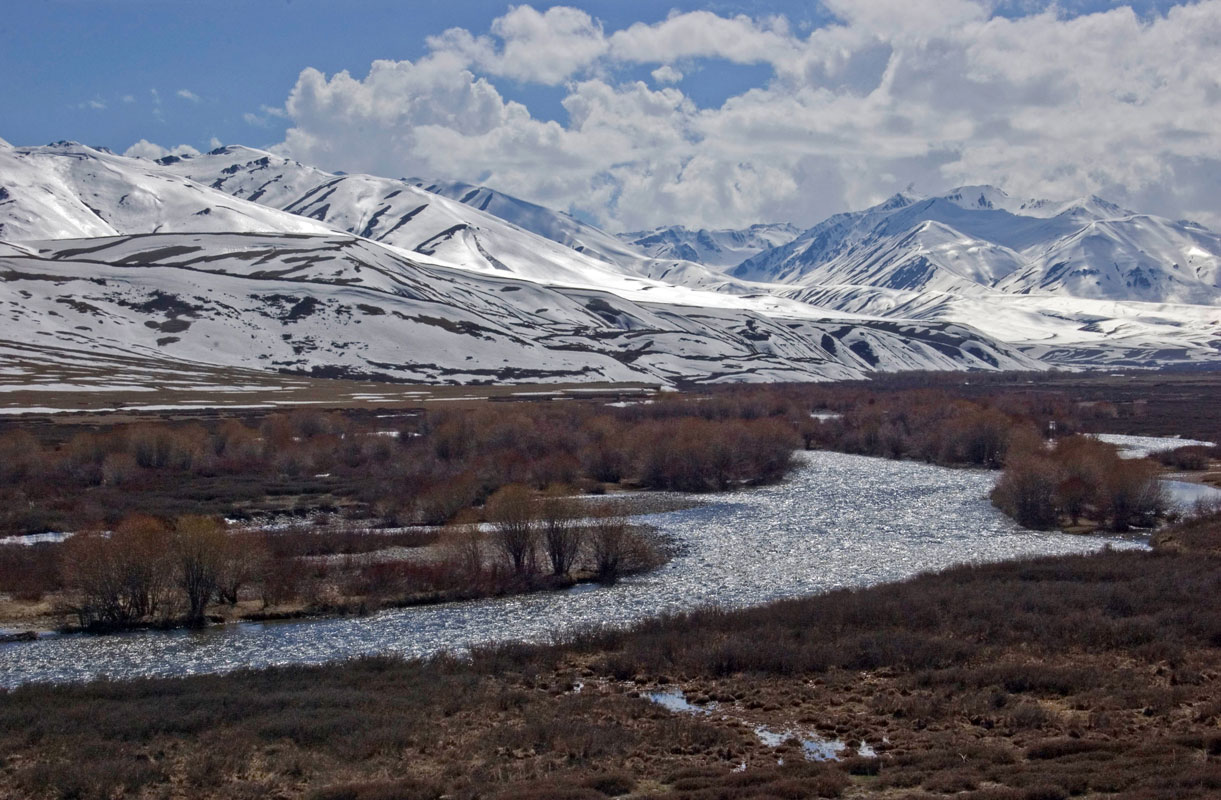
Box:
3, 545, 1221, 799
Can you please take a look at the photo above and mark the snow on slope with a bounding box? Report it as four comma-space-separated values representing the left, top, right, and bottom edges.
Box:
406, 178, 639, 265
0, 232, 1040, 386
151, 146, 742, 294
0, 141, 335, 242
785, 221, 1026, 296
4, 140, 1214, 379
618, 223, 802, 269
785, 283, 1221, 369
999, 215, 1221, 304
404, 178, 765, 292
734, 185, 1221, 306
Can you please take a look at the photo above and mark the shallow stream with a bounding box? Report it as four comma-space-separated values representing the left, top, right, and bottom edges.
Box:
0, 450, 1145, 688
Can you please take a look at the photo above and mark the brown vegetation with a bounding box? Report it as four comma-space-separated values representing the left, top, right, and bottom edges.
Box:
3, 545, 1220, 799
0, 395, 800, 629
0, 396, 801, 538
0, 375, 1207, 629
991, 435, 1165, 531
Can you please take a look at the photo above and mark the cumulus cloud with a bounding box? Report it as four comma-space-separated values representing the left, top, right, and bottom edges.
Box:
271, 2, 1221, 231
428, 5, 608, 85
608, 11, 797, 67
124, 139, 201, 160
176, 88, 201, 102
242, 105, 287, 127
650, 65, 683, 85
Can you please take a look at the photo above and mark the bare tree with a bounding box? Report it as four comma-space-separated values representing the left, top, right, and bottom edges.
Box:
61, 515, 172, 627
1102, 458, 1166, 532
112, 515, 172, 620
62, 531, 127, 628
485, 484, 536, 575
216, 531, 266, 606
442, 522, 485, 582
538, 491, 581, 577
990, 455, 1063, 529
588, 509, 629, 585
174, 515, 228, 624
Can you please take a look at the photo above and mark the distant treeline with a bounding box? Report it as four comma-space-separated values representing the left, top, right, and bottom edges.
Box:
0, 394, 801, 629
1, 380, 1213, 629
787, 385, 1192, 531
0, 395, 802, 535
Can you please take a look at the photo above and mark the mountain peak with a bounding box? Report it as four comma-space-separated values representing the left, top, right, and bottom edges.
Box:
939, 185, 1012, 211
879, 191, 921, 211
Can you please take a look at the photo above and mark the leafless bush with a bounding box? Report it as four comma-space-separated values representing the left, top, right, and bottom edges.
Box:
486, 484, 537, 575
538, 491, 581, 576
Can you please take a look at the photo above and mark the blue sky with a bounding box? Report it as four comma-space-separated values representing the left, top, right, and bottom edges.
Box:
1, 0, 1184, 152
3, 1, 823, 151
2, 1, 1215, 230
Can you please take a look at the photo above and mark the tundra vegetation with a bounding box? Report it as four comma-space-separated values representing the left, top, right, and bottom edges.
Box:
2, 375, 1217, 631
1, 371, 1220, 797
2, 507, 1220, 800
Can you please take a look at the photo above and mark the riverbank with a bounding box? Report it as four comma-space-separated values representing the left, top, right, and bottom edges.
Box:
0, 499, 684, 637
2, 516, 1218, 800
1, 450, 1145, 686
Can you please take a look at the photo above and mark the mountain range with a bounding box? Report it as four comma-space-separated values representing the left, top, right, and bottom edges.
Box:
0, 138, 1217, 394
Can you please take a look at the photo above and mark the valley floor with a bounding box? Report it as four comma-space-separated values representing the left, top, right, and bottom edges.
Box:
2, 523, 1220, 800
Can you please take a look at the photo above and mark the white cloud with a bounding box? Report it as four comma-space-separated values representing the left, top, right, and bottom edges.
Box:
123, 139, 201, 160
176, 89, 201, 102
428, 5, 607, 85
609, 11, 796, 67
651, 65, 683, 85
243, 104, 288, 127
121, 94, 135, 104
271, 2, 1221, 231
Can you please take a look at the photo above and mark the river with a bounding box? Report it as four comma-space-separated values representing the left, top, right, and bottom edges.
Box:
0, 450, 1146, 688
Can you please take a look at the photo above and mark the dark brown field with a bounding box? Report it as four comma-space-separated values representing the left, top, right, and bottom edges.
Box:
2, 513, 1220, 799
2, 368, 1220, 799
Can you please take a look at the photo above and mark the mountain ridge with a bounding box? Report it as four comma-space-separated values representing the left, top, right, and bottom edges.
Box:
2, 140, 1219, 388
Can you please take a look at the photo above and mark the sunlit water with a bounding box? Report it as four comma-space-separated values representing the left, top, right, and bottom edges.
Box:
0, 451, 1146, 688
1164, 480, 1221, 511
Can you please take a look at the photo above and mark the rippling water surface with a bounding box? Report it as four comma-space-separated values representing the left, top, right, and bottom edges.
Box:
0, 451, 1145, 687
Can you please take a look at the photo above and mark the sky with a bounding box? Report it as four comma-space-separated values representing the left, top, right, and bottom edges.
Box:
2, 0, 1219, 231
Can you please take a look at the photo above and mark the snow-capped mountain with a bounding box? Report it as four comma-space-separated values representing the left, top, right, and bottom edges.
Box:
619, 223, 802, 269
0, 231, 1038, 385
745, 186, 1221, 369
153, 145, 654, 290
734, 186, 1221, 305
138, 146, 743, 293
998, 215, 1221, 304
404, 177, 758, 292
0, 140, 1043, 388
0, 141, 334, 241
2, 138, 1218, 385
406, 178, 637, 265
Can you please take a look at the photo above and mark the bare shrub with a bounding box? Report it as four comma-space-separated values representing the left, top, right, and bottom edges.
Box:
1100, 457, 1165, 531
174, 515, 228, 624
61, 514, 172, 627
991, 455, 1063, 529
539, 490, 582, 577
588, 509, 629, 585
486, 484, 537, 575
217, 531, 267, 605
